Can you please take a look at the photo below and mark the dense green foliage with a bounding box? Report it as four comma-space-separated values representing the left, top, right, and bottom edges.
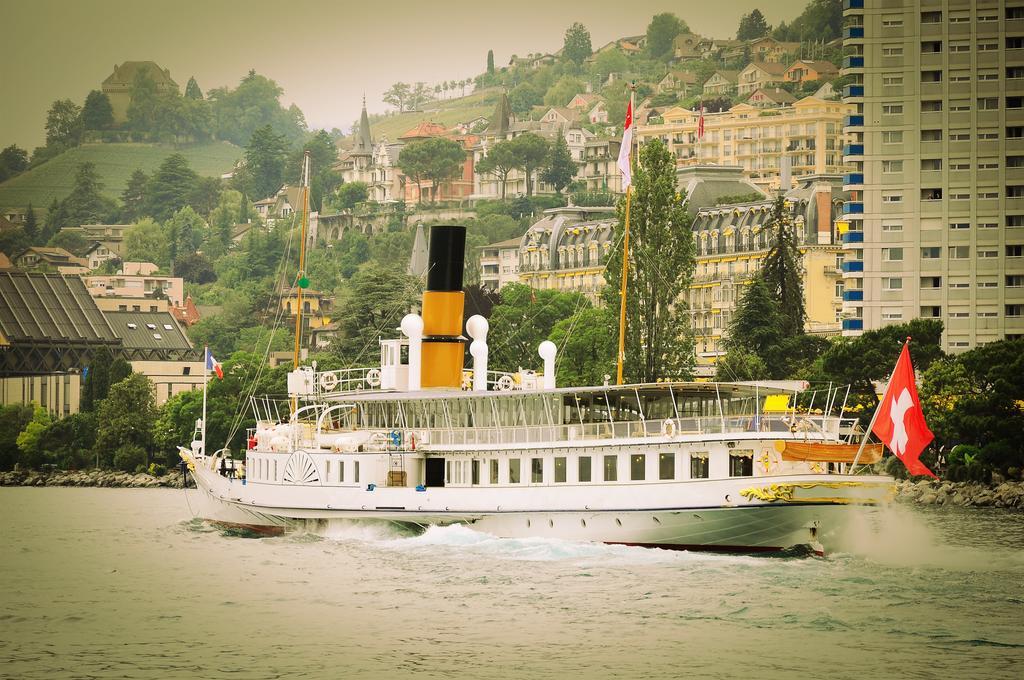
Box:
562, 23, 593, 65
397, 137, 466, 203
646, 13, 688, 60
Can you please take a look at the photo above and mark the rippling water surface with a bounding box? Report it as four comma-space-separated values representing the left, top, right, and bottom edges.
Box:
1, 488, 1022, 679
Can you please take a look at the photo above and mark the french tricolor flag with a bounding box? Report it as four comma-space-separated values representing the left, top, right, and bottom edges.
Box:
205, 347, 223, 379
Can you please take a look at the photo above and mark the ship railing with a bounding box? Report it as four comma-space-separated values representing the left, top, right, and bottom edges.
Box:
314, 367, 383, 396
427, 415, 844, 447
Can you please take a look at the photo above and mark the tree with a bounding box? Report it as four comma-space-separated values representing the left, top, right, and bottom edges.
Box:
285, 129, 341, 211
487, 50, 495, 75
508, 82, 543, 116
773, 0, 843, 43
334, 266, 419, 362
760, 195, 805, 337
62, 162, 114, 226
121, 169, 149, 223
175, 252, 217, 284
241, 125, 287, 200
37, 411, 96, 470
408, 82, 434, 111
24, 203, 37, 242
737, 9, 770, 40
81, 90, 114, 130
646, 13, 687, 60
488, 284, 589, 372
508, 133, 549, 197
188, 176, 223, 218
475, 140, 519, 200
126, 71, 161, 132
724, 275, 784, 359
563, 22, 593, 65
123, 218, 170, 267
336, 182, 369, 210
206, 71, 306, 148
47, 230, 89, 257
167, 206, 206, 266
16, 406, 51, 470
591, 50, 629, 86
41, 198, 64, 243
602, 139, 695, 382
144, 154, 199, 221
383, 82, 411, 112
185, 76, 204, 100
397, 137, 465, 203
716, 349, 771, 382
544, 75, 585, 107
95, 373, 156, 470
0, 144, 29, 182
549, 306, 616, 386
540, 135, 577, 194
0, 404, 35, 470
44, 99, 82, 149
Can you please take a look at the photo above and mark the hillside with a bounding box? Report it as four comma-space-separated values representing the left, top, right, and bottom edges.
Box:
362, 88, 500, 142
0, 141, 242, 209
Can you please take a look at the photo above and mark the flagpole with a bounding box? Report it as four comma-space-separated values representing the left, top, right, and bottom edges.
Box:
848, 337, 909, 474
615, 83, 636, 386
202, 345, 208, 457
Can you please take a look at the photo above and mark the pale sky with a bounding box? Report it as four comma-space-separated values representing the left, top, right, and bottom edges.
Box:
0, 0, 808, 150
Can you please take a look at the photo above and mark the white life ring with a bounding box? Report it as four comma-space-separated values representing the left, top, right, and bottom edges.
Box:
365, 368, 381, 387
496, 375, 515, 391
319, 372, 339, 391
662, 419, 676, 437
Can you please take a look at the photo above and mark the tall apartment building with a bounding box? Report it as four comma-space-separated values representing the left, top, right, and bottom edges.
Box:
636, 96, 853, 190
841, 0, 1024, 348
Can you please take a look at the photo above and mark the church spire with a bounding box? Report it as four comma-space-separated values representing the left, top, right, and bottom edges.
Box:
355, 95, 373, 153
485, 91, 511, 137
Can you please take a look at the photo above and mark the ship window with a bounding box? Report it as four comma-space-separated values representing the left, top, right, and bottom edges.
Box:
554, 457, 566, 483
659, 453, 674, 480
630, 454, 646, 480
339, 460, 345, 482
490, 459, 499, 484
603, 455, 618, 482
691, 453, 709, 479
729, 451, 754, 477
273, 460, 278, 480
354, 461, 360, 483
325, 460, 331, 480
509, 458, 521, 484
578, 456, 592, 482
531, 458, 543, 483
472, 459, 480, 485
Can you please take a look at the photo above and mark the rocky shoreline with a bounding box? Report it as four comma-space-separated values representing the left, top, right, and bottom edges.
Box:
895, 479, 1024, 508
1, 469, 1022, 507
0, 468, 195, 489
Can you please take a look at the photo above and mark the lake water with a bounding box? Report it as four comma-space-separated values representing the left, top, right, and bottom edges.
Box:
1, 488, 1022, 679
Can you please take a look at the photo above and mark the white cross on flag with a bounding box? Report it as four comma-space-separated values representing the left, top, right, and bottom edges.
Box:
616, 97, 633, 190
871, 342, 936, 477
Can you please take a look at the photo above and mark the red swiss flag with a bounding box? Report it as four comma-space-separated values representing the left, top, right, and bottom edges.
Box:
871, 341, 937, 478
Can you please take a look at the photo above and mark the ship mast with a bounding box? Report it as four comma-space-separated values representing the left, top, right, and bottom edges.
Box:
292, 150, 311, 370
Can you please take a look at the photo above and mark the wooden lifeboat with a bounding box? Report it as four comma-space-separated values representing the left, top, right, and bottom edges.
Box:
774, 440, 883, 464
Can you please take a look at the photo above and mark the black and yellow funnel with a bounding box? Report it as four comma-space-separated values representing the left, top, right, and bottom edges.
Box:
421, 225, 466, 389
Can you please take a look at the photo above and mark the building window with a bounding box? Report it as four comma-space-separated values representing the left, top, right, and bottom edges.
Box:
554, 457, 566, 483
882, 15, 903, 28
882, 247, 904, 262
882, 131, 903, 144
884, 277, 903, 291
1008, 245, 1024, 258
882, 47, 904, 58
659, 453, 674, 480
950, 222, 970, 230
882, 160, 903, 173
882, 103, 904, 115
729, 452, 753, 477
882, 310, 904, 321
922, 129, 943, 142
630, 454, 645, 481
979, 98, 1000, 111
603, 455, 618, 482
882, 221, 903, 232
921, 10, 942, 23
882, 74, 904, 87
690, 454, 709, 479
882, 193, 903, 204
921, 276, 942, 288
949, 246, 970, 259
578, 456, 591, 482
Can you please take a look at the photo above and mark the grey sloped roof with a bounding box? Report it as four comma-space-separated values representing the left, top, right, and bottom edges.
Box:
0, 272, 118, 344
100, 311, 192, 351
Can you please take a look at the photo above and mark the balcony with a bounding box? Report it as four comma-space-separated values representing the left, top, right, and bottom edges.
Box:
843, 84, 864, 98
843, 0, 863, 9
842, 230, 864, 244
842, 319, 864, 331
843, 55, 864, 69
842, 260, 864, 273
844, 26, 864, 40
844, 114, 864, 128
843, 290, 864, 302
844, 172, 864, 186
843, 201, 864, 214
843, 144, 864, 159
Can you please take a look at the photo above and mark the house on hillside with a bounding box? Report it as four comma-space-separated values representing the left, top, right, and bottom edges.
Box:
737, 62, 788, 96
13, 247, 87, 271
60, 224, 129, 259
702, 71, 739, 96
725, 37, 801, 64
657, 71, 699, 95
84, 242, 119, 270
784, 60, 839, 84
101, 61, 179, 124
672, 34, 706, 62
566, 93, 602, 111
746, 87, 797, 108
541, 108, 580, 127
397, 122, 478, 204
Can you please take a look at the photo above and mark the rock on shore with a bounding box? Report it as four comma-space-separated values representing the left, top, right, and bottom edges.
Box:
895, 479, 1024, 508
0, 469, 195, 489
